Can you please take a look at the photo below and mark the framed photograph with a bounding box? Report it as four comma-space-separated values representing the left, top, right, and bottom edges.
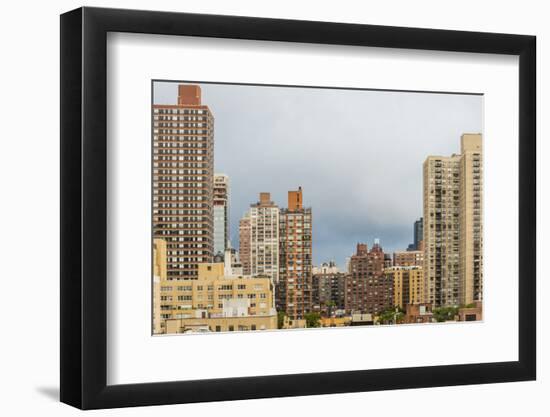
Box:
60, 6, 536, 410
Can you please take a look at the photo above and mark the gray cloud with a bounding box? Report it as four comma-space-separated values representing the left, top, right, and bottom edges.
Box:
154, 81, 482, 268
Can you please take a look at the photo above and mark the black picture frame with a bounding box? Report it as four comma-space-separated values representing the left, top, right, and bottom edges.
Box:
60, 6, 536, 410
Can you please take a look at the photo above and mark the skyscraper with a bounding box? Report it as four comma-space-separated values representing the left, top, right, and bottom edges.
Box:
345, 242, 393, 315
241, 193, 280, 283
459, 134, 483, 305
213, 174, 230, 256
423, 133, 483, 307
152, 84, 214, 280
278, 187, 313, 319
414, 218, 423, 250
407, 218, 424, 251
239, 215, 251, 275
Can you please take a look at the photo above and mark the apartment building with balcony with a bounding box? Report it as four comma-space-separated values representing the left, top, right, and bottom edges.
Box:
423, 133, 483, 307
239, 192, 280, 284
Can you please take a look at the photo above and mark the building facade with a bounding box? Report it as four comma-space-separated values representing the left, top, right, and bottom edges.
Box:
161, 263, 277, 333
241, 193, 280, 283
152, 84, 214, 280
393, 250, 424, 267
345, 242, 393, 315
213, 174, 230, 256
312, 262, 347, 316
459, 134, 483, 306
423, 133, 483, 307
278, 187, 313, 319
152, 238, 167, 334
385, 265, 424, 309
239, 215, 251, 275
413, 217, 424, 250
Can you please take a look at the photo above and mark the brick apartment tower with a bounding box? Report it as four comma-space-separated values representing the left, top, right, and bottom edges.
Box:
423, 133, 483, 307
345, 241, 393, 315
312, 262, 347, 316
278, 187, 313, 319
152, 85, 214, 280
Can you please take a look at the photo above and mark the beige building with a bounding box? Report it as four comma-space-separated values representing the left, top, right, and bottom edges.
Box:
152, 84, 214, 280
159, 263, 277, 334
459, 134, 483, 306
385, 266, 424, 309
240, 193, 280, 284
152, 239, 166, 334
423, 133, 483, 307
393, 250, 424, 267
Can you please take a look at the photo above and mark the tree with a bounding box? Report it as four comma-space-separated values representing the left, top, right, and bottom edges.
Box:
326, 300, 337, 317
321, 300, 337, 317
305, 312, 321, 328
277, 311, 286, 329
377, 306, 405, 325
433, 306, 459, 322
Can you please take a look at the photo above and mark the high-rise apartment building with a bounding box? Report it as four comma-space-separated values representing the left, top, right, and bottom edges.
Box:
213, 174, 230, 256
153, 84, 214, 280
278, 187, 313, 319
385, 266, 424, 309
345, 242, 393, 315
239, 215, 251, 275
423, 133, 483, 307
241, 193, 280, 283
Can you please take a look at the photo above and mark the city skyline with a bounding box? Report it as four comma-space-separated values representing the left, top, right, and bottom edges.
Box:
153, 81, 483, 267
152, 83, 483, 334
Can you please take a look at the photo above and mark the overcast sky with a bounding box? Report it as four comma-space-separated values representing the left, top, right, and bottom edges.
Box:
154, 81, 482, 268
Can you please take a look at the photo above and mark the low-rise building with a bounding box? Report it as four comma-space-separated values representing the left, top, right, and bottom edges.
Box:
160, 263, 277, 333
403, 303, 434, 324
458, 301, 483, 321
320, 316, 352, 327
350, 313, 374, 326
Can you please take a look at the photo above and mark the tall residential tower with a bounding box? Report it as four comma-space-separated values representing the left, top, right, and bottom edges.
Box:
423, 133, 483, 307
278, 187, 313, 319
152, 84, 214, 280
213, 174, 230, 256
240, 193, 280, 283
